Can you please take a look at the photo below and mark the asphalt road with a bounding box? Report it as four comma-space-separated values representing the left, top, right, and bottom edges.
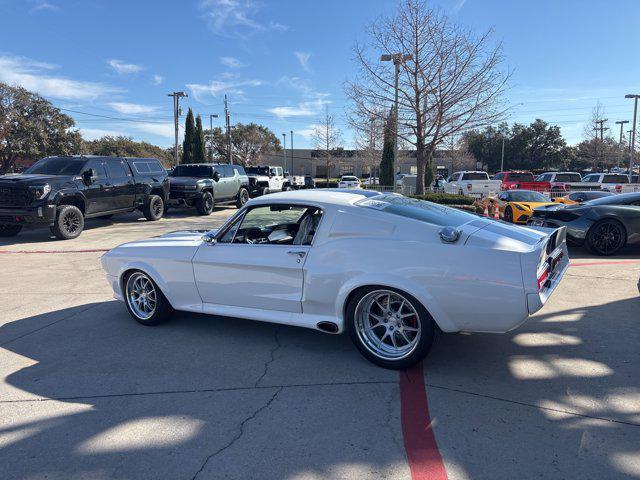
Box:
0, 207, 638, 480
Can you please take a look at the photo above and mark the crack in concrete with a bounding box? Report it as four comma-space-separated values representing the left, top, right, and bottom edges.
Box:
254, 327, 282, 388
190, 386, 283, 480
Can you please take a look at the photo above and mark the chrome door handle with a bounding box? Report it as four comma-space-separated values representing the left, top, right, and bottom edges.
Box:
287, 250, 306, 258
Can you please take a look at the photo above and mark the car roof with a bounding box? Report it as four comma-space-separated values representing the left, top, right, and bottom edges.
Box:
249, 189, 382, 207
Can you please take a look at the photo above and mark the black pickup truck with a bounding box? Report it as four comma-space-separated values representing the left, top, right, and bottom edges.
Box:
0, 155, 169, 240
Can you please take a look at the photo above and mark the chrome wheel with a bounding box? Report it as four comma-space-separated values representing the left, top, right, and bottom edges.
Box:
126, 272, 157, 320
354, 290, 421, 361
240, 189, 249, 205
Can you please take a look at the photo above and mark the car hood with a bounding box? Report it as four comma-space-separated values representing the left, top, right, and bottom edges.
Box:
168, 176, 208, 186
511, 201, 553, 211
0, 174, 74, 186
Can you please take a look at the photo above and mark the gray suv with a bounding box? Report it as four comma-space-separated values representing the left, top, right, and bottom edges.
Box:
167, 163, 250, 215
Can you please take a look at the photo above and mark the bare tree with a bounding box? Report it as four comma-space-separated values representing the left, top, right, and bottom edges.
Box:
312, 107, 343, 182
582, 102, 610, 169
346, 0, 510, 194
353, 109, 385, 180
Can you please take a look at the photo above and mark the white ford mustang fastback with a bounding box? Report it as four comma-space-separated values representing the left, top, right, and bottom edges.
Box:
101, 190, 569, 369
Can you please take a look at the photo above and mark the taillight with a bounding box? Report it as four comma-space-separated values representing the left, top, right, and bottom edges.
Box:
615, 184, 622, 193
537, 267, 549, 290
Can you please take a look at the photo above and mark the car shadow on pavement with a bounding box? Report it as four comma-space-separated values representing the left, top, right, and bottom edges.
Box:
0, 294, 638, 479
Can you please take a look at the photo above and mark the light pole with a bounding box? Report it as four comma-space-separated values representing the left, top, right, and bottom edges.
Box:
380, 53, 412, 172
282, 133, 287, 171
209, 114, 219, 162
625, 94, 639, 174
615, 120, 629, 168
290, 130, 294, 175
167, 91, 188, 166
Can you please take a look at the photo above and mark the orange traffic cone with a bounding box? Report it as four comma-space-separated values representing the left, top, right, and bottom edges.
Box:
483, 204, 489, 217
493, 203, 500, 220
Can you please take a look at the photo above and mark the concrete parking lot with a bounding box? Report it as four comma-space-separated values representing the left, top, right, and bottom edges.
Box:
0, 208, 639, 480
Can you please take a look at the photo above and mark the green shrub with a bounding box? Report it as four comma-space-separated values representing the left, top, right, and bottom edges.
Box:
409, 193, 475, 206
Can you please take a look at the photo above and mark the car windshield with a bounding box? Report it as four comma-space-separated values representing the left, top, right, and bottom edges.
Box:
603, 174, 629, 183
356, 194, 477, 227
171, 165, 212, 177
508, 191, 548, 202
506, 173, 534, 182
461, 172, 489, 180
341, 176, 359, 182
584, 193, 640, 206
24, 157, 86, 175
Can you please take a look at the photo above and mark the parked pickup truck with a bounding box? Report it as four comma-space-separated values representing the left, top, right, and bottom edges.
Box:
167, 163, 249, 215
245, 165, 291, 197
493, 170, 567, 194
443, 171, 502, 196
535, 171, 600, 192
0, 155, 168, 240
581, 173, 640, 193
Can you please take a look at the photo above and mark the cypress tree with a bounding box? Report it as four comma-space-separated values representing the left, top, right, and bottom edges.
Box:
379, 110, 395, 186
182, 108, 195, 164
194, 114, 207, 164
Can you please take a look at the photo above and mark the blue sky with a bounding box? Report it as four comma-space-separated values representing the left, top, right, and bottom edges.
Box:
1, 0, 639, 148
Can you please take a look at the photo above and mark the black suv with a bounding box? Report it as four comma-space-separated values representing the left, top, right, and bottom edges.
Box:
167, 163, 250, 215
0, 155, 169, 240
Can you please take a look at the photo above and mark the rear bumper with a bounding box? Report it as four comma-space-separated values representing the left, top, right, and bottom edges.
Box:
0, 204, 56, 226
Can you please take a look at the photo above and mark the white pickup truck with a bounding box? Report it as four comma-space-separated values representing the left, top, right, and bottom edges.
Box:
581, 173, 640, 193
444, 171, 502, 196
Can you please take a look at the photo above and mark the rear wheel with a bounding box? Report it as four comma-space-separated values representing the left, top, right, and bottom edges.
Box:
0, 224, 22, 237
123, 270, 174, 325
196, 191, 214, 215
587, 219, 626, 256
143, 195, 164, 221
503, 206, 514, 223
236, 188, 249, 208
51, 205, 84, 240
261, 186, 269, 196
346, 287, 435, 370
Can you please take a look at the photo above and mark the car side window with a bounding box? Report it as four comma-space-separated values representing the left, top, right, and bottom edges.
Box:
235, 166, 246, 176
105, 159, 129, 179
86, 160, 107, 179
213, 166, 225, 178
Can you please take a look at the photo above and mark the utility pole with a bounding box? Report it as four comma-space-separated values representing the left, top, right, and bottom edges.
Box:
615, 120, 629, 168
290, 130, 294, 175
282, 133, 287, 171
594, 119, 608, 170
380, 53, 413, 174
167, 91, 188, 167
625, 94, 639, 174
629, 130, 634, 152
224, 94, 231, 164
209, 114, 219, 162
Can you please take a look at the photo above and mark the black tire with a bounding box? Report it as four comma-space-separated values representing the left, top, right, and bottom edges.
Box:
283, 184, 292, 191
143, 195, 164, 221
51, 205, 84, 240
346, 286, 435, 370
586, 219, 626, 256
236, 188, 249, 208
504, 206, 514, 223
196, 191, 215, 215
261, 186, 269, 196
0, 224, 22, 237
123, 270, 174, 326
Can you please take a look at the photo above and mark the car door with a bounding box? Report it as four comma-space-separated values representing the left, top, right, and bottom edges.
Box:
82, 159, 110, 214
104, 158, 136, 209
213, 165, 232, 200
192, 204, 320, 313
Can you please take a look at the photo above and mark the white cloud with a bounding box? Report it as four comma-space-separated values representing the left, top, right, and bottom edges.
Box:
187, 76, 264, 101
0, 54, 122, 101
107, 59, 144, 75
267, 99, 329, 118
29, 1, 59, 13
295, 51, 312, 73
79, 127, 127, 140
152, 74, 164, 85
220, 56, 246, 68
296, 125, 319, 140
131, 122, 175, 139
107, 102, 161, 115
199, 0, 288, 38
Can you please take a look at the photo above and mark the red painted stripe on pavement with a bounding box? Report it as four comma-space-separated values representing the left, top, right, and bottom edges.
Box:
570, 260, 640, 267
400, 362, 448, 480
0, 249, 109, 254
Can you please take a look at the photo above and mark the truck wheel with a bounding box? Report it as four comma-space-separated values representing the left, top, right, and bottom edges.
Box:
196, 191, 214, 216
0, 224, 22, 237
143, 195, 164, 221
236, 188, 249, 208
262, 186, 269, 196
283, 184, 292, 191
51, 205, 84, 240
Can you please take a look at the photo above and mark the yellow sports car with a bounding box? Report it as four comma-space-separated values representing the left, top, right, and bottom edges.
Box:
553, 190, 614, 204
496, 190, 554, 224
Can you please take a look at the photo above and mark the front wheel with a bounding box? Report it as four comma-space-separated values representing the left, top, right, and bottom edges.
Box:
236, 188, 249, 208
503, 205, 514, 223
196, 191, 214, 215
143, 195, 164, 221
587, 219, 626, 256
124, 270, 174, 325
51, 205, 84, 240
0, 224, 22, 237
346, 287, 434, 369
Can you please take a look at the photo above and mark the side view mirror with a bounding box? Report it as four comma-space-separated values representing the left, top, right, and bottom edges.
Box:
202, 233, 217, 245
82, 169, 96, 185
212, 171, 220, 182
